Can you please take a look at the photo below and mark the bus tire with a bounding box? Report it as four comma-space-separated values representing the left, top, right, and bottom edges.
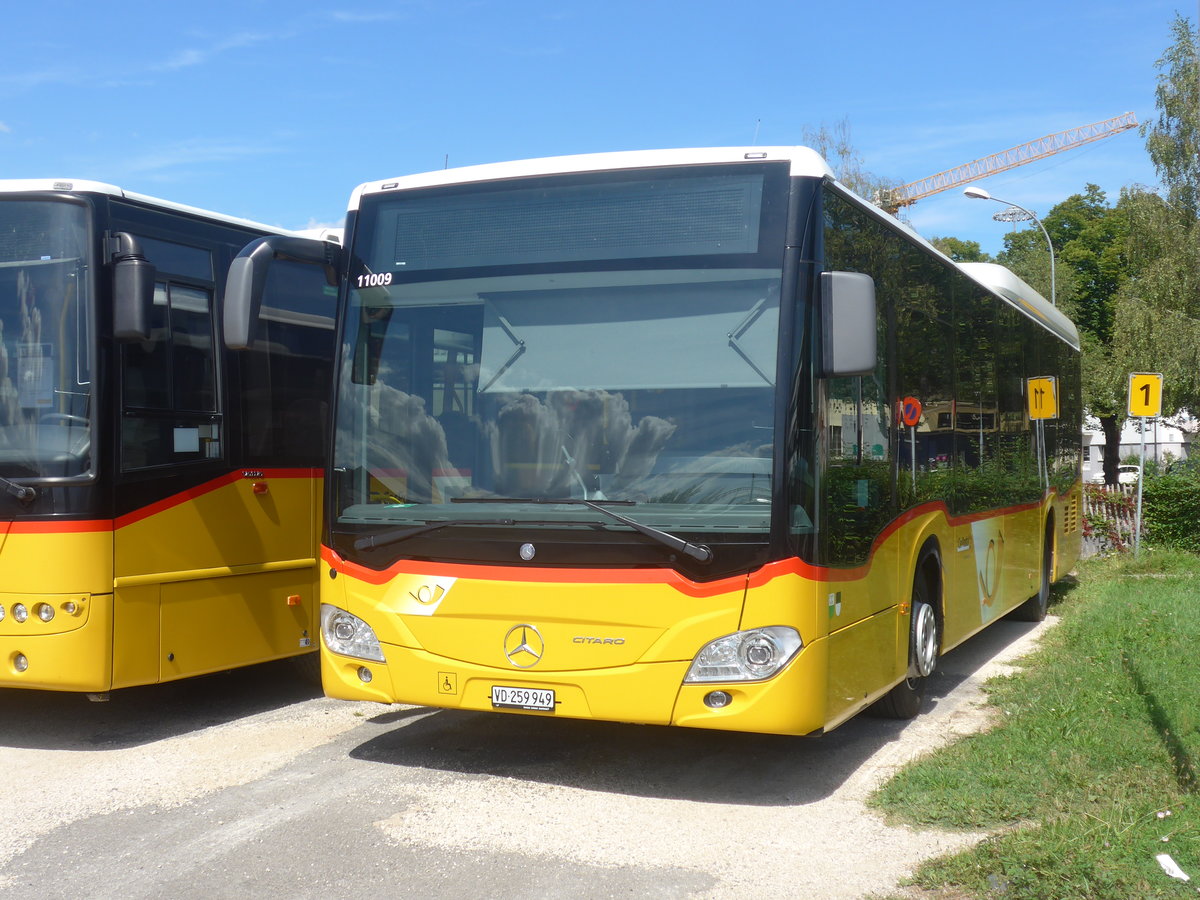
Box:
1009, 521, 1053, 622
876, 570, 939, 719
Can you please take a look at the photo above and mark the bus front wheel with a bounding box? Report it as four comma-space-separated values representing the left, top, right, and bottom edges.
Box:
877, 574, 939, 719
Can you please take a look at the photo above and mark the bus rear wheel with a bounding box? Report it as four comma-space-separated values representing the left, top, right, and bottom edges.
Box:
876, 574, 939, 719
1010, 522, 1053, 622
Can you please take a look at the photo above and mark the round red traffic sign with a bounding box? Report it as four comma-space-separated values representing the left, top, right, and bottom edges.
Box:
901, 396, 922, 427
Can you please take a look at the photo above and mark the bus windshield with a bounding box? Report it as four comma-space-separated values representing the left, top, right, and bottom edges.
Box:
0, 199, 93, 479
334, 163, 788, 537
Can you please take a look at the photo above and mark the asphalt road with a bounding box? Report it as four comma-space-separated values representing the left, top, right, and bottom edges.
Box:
0, 616, 1054, 899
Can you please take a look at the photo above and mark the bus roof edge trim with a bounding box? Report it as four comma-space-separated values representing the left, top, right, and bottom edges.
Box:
822, 179, 1080, 351
0, 179, 323, 239
348, 147, 835, 210
957, 262, 1080, 350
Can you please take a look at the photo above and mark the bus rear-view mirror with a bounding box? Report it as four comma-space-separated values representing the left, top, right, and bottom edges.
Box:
821, 271, 877, 377
112, 233, 156, 341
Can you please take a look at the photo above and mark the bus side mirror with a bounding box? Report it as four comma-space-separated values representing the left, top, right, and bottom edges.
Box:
821, 271, 877, 377
111, 233, 157, 341
224, 235, 341, 350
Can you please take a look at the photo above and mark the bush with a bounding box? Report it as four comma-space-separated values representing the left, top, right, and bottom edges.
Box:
1142, 474, 1200, 552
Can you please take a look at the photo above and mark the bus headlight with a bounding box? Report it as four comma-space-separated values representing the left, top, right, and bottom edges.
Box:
320, 604, 385, 662
684, 626, 802, 683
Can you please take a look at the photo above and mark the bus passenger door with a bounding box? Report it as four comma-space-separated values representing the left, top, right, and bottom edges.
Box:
111, 236, 324, 686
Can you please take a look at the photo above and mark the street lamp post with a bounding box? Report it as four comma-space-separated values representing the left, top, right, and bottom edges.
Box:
963, 185, 1057, 307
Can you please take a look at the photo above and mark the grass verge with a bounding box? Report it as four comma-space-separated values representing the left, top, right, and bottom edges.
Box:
870, 549, 1200, 899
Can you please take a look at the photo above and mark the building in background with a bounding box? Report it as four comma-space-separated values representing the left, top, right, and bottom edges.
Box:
1083, 415, 1195, 482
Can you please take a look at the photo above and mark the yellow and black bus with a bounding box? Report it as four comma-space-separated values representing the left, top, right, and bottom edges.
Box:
227, 148, 1081, 735
0, 180, 336, 695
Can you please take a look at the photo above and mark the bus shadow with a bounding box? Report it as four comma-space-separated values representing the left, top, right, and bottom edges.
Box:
0, 657, 323, 751
348, 616, 1048, 806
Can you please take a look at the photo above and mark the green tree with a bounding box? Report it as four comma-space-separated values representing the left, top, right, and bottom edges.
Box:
1115, 15, 1200, 420
801, 119, 900, 201
1111, 189, 1200, 414
929, 236, 991, 262
997, 186, 1127, 481
1143, 14, 1200, 218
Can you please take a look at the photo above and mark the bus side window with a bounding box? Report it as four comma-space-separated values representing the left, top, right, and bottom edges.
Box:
819, 191, 897, 565
121, 281, 220, 470
239, 259, 336, 467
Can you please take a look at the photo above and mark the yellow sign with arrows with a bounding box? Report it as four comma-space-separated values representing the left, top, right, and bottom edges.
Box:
1128, 372, 1163, 418
1026, 376, 1059, 420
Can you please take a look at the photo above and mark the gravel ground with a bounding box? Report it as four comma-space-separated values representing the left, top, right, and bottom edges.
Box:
0, 617, 1055, 899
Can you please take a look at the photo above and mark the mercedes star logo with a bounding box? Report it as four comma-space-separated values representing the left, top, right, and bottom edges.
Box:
503, 623, 545, 668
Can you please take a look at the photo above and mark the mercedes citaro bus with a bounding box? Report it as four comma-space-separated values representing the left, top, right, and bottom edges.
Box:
0, 180, 336, 695
226, 148, 1080, 735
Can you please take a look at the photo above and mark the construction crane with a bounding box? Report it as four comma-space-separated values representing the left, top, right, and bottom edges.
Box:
877, 112, 1139, 213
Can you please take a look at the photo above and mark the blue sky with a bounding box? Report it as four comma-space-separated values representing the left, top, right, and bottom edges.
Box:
2, 1, 1193, 255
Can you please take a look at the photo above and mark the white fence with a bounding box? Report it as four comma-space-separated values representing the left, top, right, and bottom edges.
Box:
1082, 484, 1139, 556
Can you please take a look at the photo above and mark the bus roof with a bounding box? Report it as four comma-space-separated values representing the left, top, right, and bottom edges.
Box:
348, 148, 1078, 351
0, 178, 306, 237
958, 262, 1080, 350
822, 179, 1080, 351
349, 147, 835, 209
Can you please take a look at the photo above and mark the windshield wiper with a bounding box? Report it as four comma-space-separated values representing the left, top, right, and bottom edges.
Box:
0, 476, 35, 503
354, 518, 515, 551
452, 497, 713, 563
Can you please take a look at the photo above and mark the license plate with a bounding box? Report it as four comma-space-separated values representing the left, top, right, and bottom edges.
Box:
491, 685, 556, 712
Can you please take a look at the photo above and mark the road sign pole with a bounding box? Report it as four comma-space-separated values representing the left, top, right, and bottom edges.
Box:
1126, 373, 1163, 559
910, 426, 916, 494
1135, 423, 1146, 559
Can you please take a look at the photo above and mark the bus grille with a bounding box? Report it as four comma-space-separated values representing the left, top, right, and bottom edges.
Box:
1064, 494, 1080, 534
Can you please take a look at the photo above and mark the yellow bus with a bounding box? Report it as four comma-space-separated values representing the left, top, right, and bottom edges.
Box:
228, 148, 1081, 735
0, 180, 336, 695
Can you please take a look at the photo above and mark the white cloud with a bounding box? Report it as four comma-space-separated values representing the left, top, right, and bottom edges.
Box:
154, 31, 286, 72
121, 138, 278, 178
0, 66, 80, 91
0, 121, 10, 134
329, 10, 406, 23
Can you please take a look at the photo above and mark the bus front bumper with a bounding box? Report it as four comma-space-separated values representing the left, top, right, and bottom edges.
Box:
0, 593, 112, 692
322, 636, 829, 737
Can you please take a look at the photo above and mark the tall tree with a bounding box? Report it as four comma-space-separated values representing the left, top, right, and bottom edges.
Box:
996, 15, 1200, 484
1115, 15, 1200, 425
800, 119, 899, 202
1143, 14, 1200, 218
929, 236, 991, 262
997, 186, 1126, 482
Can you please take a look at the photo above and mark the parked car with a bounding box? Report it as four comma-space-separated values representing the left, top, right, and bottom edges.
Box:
1118, 464, 1141, 484
1090, 464, 1141, 485
1092, 464, 1141, 485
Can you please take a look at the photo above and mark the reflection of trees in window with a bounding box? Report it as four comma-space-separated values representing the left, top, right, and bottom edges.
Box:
993, 306, 1042, 505
1049, 337, 1083, 493
819, 188, 1075, 565
953, 288, 997, 475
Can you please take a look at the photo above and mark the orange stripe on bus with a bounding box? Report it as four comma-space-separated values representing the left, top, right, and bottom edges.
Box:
0, 468, 322, 533
115, 468, 320, 528
323, 490, 1067, 595
320, 545, 751, 597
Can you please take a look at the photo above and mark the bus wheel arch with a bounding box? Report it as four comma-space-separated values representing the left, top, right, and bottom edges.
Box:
1009, 512, 1055, 622
876, 539, 943, 719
